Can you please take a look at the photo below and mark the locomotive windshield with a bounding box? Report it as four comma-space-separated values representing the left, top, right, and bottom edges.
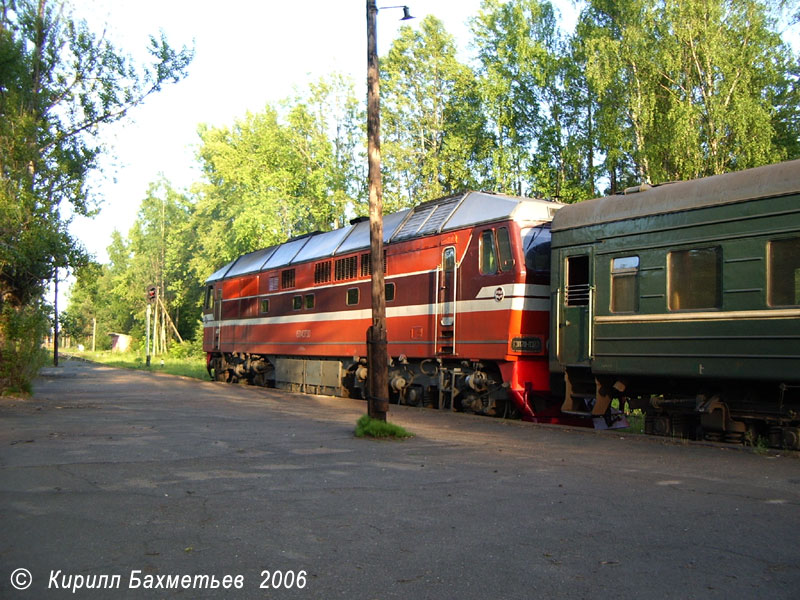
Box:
521, 225, 552, 275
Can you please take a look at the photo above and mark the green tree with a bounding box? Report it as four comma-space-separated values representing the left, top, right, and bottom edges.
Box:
580, 0, 798, 183
472, 0, 563, 196
61, 261, 130, 350
0, 0, 192, 391
126, 180, 198, 343
381, 15, 491, 210
191, 74, 363, 279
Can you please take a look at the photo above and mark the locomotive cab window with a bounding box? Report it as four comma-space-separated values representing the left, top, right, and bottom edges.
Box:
611, 256, 639, 313
668, 247, 721, 310
259, 298, 270, 314
497, 227, 515, 270
479, 228, 515, 275
305, 294, 315, 309
386, 282, 396, 302
346, 288, 360, 306
768, 237, 800, 306
521, 226, 551, 275
479, 230, 498, 275
292, 295, 303, 310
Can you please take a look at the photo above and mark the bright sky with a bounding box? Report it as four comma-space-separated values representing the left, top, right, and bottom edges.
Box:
68, 0, 580, 269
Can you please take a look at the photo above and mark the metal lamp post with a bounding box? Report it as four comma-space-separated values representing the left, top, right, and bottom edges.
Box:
365, 1, 413, 421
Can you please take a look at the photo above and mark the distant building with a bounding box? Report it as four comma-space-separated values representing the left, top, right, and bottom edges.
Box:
108, 333, 132, 353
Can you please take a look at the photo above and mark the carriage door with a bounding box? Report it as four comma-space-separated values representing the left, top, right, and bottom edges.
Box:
436, 246, 457, 354
558, 250, 593, 365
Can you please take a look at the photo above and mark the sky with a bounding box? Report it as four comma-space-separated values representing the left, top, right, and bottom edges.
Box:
70, 0, 527, 266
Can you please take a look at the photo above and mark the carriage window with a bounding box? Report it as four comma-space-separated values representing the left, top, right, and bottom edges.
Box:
565, 255, 590, 306
611, 256, 639, 313
386, 282, 396, 302
768, 237, 800, 306
668, 247, 721, 310
480, 230, 498, 275
346, 288, 360, 306
259, 299, 270, 314
497, 227, 514, 270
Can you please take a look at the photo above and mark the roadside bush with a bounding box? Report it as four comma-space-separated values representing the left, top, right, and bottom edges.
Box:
169, 324, 204, 359
0, 305, 50, 395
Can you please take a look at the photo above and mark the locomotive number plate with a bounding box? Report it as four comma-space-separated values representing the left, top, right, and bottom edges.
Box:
511, 336, 543, 353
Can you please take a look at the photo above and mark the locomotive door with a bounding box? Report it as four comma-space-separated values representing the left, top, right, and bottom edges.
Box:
213, 286, 222, 350
558, 249, 593, 365
436, 246, 457, 354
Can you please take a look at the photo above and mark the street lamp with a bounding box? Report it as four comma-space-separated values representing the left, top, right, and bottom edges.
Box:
365, 1, 413, 421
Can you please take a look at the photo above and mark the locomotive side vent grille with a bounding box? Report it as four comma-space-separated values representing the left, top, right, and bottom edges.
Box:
360, 250, 387, 276
281, 269, 296, 289
335, 256, 358, 281
314, 261, 332, 284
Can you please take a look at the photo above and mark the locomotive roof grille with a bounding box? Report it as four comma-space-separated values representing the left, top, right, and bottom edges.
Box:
205, 191, 562, 283
551, 159, 800, 233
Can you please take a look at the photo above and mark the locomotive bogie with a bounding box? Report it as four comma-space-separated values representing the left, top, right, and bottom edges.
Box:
550, 159, 800, 447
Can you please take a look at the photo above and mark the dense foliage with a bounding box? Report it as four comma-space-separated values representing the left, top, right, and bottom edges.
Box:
31, 1, 800, 378
0, 0, 191, 391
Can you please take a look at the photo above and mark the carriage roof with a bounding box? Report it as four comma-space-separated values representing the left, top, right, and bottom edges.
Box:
551, 159, 800, 234
206, 191, 561, 282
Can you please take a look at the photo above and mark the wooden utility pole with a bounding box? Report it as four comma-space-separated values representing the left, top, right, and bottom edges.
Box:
366, 0, 389, 421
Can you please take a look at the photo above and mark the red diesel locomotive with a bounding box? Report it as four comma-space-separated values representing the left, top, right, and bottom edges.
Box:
203, 191, 576, 423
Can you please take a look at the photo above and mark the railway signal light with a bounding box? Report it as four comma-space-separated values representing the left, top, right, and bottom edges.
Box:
146, 285, 157, 303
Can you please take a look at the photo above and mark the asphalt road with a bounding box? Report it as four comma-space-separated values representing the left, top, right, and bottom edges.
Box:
1, 358, 798, 599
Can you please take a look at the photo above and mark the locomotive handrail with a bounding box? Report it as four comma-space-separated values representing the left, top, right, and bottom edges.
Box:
452, 258, 458, 355
588, 285, 595, 360
554, 288, 561, 362
433, 266, 440, 350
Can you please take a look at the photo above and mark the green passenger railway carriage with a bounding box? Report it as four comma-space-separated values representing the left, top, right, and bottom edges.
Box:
549, 159, 800, 448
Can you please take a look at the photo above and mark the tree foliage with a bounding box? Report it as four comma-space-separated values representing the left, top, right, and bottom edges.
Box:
580, 0, 797, 183
381, 15, 491, 210
0, 0, 192, 309
190, 75, 364, 278
0, 0, 191, 392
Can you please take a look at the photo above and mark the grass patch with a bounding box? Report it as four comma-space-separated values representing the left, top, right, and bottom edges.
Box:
354, 414, 413, 439
619, 409, 645, 434
70, 351, 208, 380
